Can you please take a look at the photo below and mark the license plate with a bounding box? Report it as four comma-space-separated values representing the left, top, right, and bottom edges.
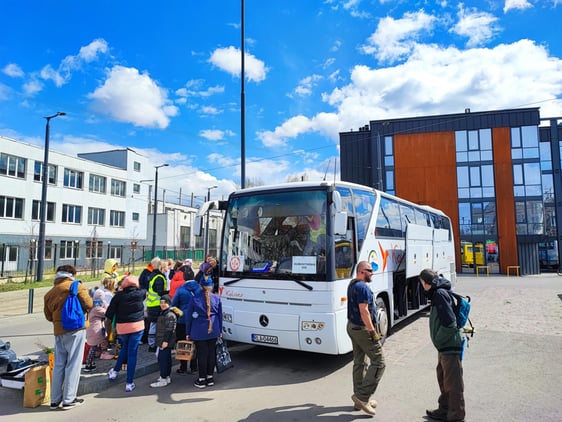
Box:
251, 334, 279, 344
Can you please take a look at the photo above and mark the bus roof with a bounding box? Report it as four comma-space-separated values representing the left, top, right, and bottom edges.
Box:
230, 181, 447, 218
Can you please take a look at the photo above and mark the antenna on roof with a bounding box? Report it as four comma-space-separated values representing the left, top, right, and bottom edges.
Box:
323, 158, 331, 181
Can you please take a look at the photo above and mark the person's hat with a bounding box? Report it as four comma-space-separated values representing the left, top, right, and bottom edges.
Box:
199, 262, 213, 275
200, 276, 213, 288
183, 258, 193, 267
160, 294, 172, 305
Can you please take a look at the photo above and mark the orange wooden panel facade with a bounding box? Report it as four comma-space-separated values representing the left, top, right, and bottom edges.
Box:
392, 130, 517, 273
491, 127, 518, 269
393, 132, 462, 270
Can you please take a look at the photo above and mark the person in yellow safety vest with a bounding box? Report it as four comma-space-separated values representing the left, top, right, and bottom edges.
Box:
146, 257, 169, 353
304, 214, 326, 255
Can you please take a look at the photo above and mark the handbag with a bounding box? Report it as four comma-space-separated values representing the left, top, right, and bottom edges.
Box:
215, 338, 233, 373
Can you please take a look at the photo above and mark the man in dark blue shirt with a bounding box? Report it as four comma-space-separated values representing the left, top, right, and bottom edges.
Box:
346, 260, 386, 417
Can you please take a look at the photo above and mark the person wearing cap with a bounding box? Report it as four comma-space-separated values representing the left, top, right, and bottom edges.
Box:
186, 263, 223, 388
419, 268, 465, 422
105, 275, 146, 393
150, 294, 183, 388
44, 265, 93, 410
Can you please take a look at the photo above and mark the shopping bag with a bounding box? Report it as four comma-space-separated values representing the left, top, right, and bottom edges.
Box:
23, 365, 50, 408
215, 338, 233, 373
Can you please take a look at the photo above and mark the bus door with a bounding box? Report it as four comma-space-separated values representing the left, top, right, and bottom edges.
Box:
403, 223, 433, 315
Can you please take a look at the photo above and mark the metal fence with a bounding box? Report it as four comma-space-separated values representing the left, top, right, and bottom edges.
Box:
0, 242, 216, 281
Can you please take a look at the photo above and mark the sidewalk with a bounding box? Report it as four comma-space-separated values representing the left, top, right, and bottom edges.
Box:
0, 282, 160, 403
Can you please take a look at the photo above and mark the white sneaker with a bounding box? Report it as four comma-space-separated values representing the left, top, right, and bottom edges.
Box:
125, 382, 135, 392
108, 368, 118, 381
150, 378, 169, 388
166, 376, 171, 384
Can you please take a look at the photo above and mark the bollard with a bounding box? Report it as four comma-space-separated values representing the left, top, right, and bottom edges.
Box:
28, 288, 34, 314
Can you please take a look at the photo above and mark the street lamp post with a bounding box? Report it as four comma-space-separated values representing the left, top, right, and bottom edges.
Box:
36, 111, 66, 282
204, 185, 218, 255
151, 164, 169, 258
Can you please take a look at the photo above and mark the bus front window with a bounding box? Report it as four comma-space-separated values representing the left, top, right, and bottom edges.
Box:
222, 190, 327, 279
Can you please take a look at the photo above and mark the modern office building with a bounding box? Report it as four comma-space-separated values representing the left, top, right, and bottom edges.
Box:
0, 135, 222, 277
340, 108, 562, 275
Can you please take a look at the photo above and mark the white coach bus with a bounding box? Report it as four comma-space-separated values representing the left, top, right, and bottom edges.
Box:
205, 181, 455, 355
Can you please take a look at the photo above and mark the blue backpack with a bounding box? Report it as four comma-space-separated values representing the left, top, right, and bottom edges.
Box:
61, 280, 85, 331
449, 291, 474, 337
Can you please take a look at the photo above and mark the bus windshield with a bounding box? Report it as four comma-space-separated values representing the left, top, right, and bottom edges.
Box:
221, 189, 328, 281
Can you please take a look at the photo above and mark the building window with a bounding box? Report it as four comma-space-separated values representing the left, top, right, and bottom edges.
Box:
0, 196, 24, 219
511, 126, 540, 159
88, 207, 105, 225
134, 161, 141, 172
32, 200, 56, 221
111, 179, 126, 197
0, 153, 26, 179
132, 212, 140, 222
513, 162, 541, 197
110, 210, 125, 227
33, 161, 57, 184
515, 200, 544, 235
62, 204, 82, 223
89, 174, 107, 194
60, 240, 78, 259
63, 168, 84, 189
180, 226, 191, 248
44, 240, 53, 260
86, 240, 103, 259
133, 183, 141, 194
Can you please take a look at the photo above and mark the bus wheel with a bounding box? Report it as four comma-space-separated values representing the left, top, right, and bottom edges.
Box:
376, 297, 390, 345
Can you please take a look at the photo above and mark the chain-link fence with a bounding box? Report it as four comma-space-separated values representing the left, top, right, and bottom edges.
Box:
0, 241, 216, 282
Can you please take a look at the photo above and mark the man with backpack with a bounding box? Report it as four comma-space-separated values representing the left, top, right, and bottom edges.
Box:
44, 265, 93, 410
419, 269, 465, 422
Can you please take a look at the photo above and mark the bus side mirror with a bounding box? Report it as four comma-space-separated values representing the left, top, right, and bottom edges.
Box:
334, 211, 347, 235
194, 215, 203, 236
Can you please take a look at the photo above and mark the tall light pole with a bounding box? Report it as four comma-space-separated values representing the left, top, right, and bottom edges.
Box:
204, 185, 218, 255
240, 0, 246, 188
151, 164, 168, 258
36, 111, 66, 281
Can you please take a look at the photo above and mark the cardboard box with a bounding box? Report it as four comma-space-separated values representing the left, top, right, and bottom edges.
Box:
23, 365, 50, 408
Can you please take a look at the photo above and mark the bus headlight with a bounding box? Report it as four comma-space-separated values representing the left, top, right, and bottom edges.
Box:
223, 312, 233, 323
301, 321, 325, 331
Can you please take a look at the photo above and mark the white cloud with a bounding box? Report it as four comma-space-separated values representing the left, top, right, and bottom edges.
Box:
88, 65, 178, 129
503, 0, 533, 13
176, 81, 224, 98
451, 5, 501, 47
40, 38, 109, 87
200, 106, 222, 115
200, 129, 227, 141
266, 39, 562, 147
0, 83, 10, 100
362, 10, 437, 63
23, 79, 43, 95
294, 74, 323, 97
3, 63, 24, 78
209, 46, 268, 82
257, 112, 340, 147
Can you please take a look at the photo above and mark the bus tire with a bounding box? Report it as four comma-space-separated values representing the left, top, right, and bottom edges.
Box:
376, 296, 390, 345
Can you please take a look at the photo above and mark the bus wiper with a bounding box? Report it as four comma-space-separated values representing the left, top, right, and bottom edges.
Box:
224, 278, 243, 286
224, 277, 313, 291
291, 279, 313, 291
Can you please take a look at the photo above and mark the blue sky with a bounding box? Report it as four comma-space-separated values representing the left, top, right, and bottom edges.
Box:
1, 0, 562, 205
